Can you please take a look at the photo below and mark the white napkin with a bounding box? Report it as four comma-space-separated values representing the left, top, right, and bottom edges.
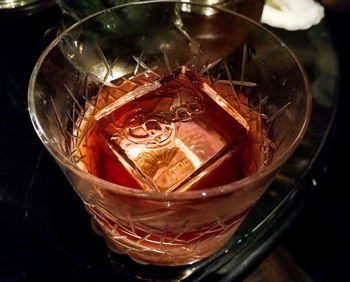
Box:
261, 0, 325, 30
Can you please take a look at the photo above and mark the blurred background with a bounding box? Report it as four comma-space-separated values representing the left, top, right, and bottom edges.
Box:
0, 0, 349, 281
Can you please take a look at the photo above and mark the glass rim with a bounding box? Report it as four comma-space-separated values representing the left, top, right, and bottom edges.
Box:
28, 0, 312, 201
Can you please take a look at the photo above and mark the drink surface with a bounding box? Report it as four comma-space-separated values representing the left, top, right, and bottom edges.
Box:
73, 67, 264, 192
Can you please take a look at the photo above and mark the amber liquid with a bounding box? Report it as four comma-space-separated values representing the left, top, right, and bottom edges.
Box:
73, 68, 264, 192
72, 68, 265, 265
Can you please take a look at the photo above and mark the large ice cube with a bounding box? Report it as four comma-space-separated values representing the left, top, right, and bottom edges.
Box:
95, 66, 249, 192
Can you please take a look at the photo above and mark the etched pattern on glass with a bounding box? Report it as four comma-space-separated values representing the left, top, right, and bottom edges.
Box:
54, 40, 294, 264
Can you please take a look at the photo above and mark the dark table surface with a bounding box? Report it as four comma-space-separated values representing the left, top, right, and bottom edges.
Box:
280, 10, 350, 282
0, 4, 349, 282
